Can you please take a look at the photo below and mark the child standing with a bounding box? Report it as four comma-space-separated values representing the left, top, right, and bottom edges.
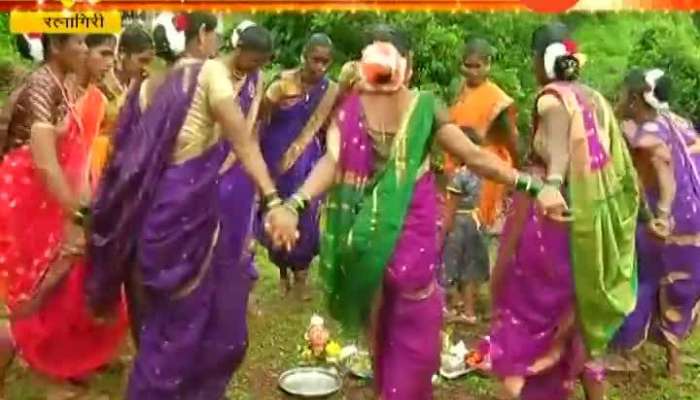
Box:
441, 130, 490, 324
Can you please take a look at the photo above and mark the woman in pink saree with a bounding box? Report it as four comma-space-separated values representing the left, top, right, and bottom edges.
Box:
266, 25, 568, 400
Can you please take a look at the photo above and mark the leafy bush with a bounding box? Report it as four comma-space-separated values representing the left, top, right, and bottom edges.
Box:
0, 11, 698, 125
252, 11, 700, 133
627, 14, 700, 121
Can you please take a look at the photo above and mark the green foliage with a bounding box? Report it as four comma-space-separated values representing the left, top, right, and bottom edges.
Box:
0, 11, 698, 125
247, 11, 700, 133
627, 13, 700, 121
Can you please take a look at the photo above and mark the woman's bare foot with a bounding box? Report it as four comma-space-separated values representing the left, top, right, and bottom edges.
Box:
279, 272, 291, 297
581, 370, 606, 400
293, 270, 312, 302
666, 344, 682, 379
497, 376, 524, 399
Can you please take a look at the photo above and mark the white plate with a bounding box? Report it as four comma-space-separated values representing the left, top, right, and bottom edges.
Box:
439, 366, 475, 380
278, 367, 342, 398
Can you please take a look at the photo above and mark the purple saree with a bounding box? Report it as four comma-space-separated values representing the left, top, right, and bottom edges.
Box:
218, 71, 261, 284
320, 92, 442, 399
89, 60, 250, 399
614, 113, 700, 350
255, 77, 336, 270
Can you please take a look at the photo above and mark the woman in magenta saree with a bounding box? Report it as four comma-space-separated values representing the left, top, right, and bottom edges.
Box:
257, 33, 338, 297
614, 68, 700, 378
87, 14, 280, 399
267, 25, 567, 400
488, 23, 639, 400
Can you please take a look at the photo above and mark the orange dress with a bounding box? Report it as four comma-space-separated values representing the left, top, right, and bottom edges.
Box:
446, 80, 518, 229
89, 73, 126, 190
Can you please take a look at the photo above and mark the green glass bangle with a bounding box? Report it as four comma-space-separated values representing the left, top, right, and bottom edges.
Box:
527, 179, 544, 198
515, 174, 531, 192
262, 191, 283, 213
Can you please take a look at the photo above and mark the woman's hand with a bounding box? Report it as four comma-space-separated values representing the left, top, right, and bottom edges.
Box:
535, 185, 571, 222
264, 206, 300, 251
61, 220, 86, 260
648, 215, 672, 239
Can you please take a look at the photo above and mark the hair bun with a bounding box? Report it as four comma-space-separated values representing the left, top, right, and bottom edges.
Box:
554, 54, 580, 81
16, 34, 43, 63
152, 12, 186, 56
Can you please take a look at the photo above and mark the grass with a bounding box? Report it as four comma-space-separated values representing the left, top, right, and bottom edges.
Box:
4, 245, 700, 399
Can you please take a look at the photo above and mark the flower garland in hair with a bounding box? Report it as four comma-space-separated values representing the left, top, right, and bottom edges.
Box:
24, 33, 44, 63
230, 20, 257, 49
543, 39, 585, 80
357, 41, 407, 93
643, 69, 669, 111
152, 12, 186, 55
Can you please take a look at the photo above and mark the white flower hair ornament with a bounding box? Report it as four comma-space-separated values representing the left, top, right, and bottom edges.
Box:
643, 69, 669, 111
153, 12, 186, 55
543, 39, 586, 80
230, 20, 257, 49
23, 34, 44, 63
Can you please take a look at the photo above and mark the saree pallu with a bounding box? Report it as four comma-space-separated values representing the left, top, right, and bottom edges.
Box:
130, 142, 251, 399
320, 92, 442, 399
446, 80, 517, 228
218, 71, 262, 285
490, 83, 638, 399
0, 85, 127, 378
614, 113, 700, 350
256, 77, 337, 270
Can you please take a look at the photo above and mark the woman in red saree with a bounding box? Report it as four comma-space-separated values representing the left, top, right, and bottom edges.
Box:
0, 34, 127, 396
446, 38, 519, 232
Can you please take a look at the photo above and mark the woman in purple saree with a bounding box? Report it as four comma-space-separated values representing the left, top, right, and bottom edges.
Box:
488, 23, 639, 400
216, 20, 270, 302
87, 14, 280, 399
615, 68, 700, 378
267, 25, 568, 400
257, 33, 338, 298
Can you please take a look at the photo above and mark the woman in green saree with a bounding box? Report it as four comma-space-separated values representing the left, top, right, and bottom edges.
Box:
267, 25, 567, 399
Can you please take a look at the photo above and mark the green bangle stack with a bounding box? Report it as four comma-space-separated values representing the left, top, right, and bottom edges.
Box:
262, 191, 283, 213
284, 192, 310, 217
515, 173, 544, 198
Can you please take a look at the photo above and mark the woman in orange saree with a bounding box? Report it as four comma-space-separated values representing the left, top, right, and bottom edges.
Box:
446, 38, 519, 232
88, 26, 155, 189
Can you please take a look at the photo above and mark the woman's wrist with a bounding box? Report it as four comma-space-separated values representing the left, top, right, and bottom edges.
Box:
284, 191, 311, 217
545, 174, 564, 188
656, 205, 671, 219
514, 172, 544, 198
261, 190, 283, 213
71, 205, 91, 227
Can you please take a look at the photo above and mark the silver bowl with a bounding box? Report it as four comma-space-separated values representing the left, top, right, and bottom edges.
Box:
278, 367, 342, 398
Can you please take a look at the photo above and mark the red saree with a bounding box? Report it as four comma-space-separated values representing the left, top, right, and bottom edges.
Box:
0, 84, 127, 379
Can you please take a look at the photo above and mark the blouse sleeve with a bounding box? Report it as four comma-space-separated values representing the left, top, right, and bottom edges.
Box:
265, 80, 283, 103
202, 60, 236, 107
25, 77, 56, 129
